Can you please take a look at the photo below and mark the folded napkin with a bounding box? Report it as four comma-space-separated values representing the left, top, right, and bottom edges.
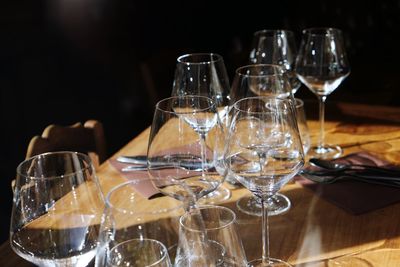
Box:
296, 152, 400, 215
109, 159, 160, 199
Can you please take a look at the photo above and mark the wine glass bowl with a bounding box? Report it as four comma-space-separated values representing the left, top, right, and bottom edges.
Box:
172, 53, 231, 112
295, 27, 350, 159
249, 29, 301, 94
225, 96, 304, 266
107, 238, 172, 267
10, 151, 104, 267
147, 95, 226, 211
231, 64, 292, 100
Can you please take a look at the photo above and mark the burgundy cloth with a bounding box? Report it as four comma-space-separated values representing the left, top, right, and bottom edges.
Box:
109, 159, 160, 198
296, 152, 400, 215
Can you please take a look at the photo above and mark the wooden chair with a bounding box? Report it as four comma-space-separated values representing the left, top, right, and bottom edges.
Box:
25, 120, 107, 168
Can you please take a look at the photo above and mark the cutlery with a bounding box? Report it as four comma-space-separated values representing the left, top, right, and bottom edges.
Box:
122, 164, 208, 172
117, 154, 202, 165
309, 158, 400, 175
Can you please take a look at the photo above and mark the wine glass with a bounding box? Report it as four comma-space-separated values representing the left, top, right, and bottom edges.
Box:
294, 98, 311, 155
106, 239, 171, 267
249, 29, 301, 94
230, 64, 294, 217
172, 53, 232, 203
295, 27, 350, 159
147, 95, 225, 212
175, 205, 248, 266
95, 179, 183, 267
225, 96, 305, 266
10, 151, 104, 267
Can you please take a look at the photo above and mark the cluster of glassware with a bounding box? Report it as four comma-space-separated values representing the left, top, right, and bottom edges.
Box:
9, 27, 349, 267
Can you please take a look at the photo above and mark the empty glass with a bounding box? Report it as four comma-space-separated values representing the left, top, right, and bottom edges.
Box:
294, 98, 311, 155
147, 95, 226, 212
175, 205, 248, 266
230, 64, 294, 217
107, 238, 171, 267
236, 97, 310, 217
295, 27, 350, 159
225, 97, 305, 266
249, 29, 301, 94
10, 151, 104, 267
95, 179, 184, 267
172, 53, 232, 203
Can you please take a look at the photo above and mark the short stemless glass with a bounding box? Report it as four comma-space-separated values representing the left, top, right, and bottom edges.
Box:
95, 179, 184, 267
107, 238, 171, 267
10, 151, 104, 267
175, 205, 248, 266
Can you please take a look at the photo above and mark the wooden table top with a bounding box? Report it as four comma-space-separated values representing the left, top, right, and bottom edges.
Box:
2, 101, 400, 266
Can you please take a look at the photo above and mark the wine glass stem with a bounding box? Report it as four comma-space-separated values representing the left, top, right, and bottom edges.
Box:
199, 133, 207, 177
183, 196, 197, 212
258, 155, 271, 265
261, 198, 271, 265
318, 95, 327, 149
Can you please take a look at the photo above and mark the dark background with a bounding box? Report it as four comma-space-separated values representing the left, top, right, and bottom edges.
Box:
1, 0, 399, 243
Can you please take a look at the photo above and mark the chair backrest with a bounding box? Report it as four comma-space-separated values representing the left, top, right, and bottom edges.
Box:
26, 120, 107, 167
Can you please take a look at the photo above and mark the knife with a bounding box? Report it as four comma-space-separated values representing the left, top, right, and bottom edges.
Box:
118, 155, 214, 172
117, 154, 202, 165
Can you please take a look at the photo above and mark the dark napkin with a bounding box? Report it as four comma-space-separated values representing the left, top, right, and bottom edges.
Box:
296, 152, 400, 215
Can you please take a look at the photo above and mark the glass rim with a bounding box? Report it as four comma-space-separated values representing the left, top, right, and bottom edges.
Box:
106, 179, 183, 214
109, 238, 169, 267
233, 96, 291, 114
302, 27, 343, 36
235, 64, 285, 78
179, 205, 236, 232
16, 151, 93, 181
155, 95, 216, 115
253, 29, 295, 38
177, 53, 224, 65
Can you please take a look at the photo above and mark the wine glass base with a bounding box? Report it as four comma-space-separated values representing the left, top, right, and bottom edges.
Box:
308, 144, 342, 160
326, 257, 372, 267
198, 186, 231, 205
236, 193, 291, 217
248, 257, 293, 267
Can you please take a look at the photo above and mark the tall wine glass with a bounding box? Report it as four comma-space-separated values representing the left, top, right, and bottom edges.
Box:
249, 29, 301, 94
10, 151, 104, 267
225, 96, 305, 266
172, 53, 232, 203
230, 64, 294, 217
295, 27, 350, 159
147, 95, 225, 212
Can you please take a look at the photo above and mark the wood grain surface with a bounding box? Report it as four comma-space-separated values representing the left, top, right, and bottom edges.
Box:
2, 102, 400, 266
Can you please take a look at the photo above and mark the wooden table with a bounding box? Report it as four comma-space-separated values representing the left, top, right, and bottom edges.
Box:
2, 101, 400, 266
